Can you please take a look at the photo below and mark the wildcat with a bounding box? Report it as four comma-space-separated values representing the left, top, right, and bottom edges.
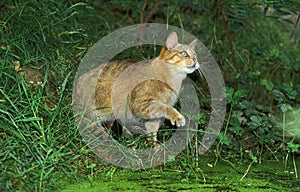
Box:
76, 32, 199, 146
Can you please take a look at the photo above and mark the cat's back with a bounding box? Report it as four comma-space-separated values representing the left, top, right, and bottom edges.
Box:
99, 60, 136, 80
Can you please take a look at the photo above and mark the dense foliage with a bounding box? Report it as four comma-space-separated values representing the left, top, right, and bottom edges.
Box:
0, 0, 299, 191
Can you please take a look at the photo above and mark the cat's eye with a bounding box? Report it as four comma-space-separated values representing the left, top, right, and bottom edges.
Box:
180, 51, 189, 57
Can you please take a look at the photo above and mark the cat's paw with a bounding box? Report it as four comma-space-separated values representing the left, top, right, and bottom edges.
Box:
170, 114, 186, 127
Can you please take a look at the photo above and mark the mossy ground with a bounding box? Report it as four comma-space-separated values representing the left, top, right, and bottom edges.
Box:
60, 157, 300, 192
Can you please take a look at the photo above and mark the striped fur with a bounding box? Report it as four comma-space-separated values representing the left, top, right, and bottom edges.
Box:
78, 32, 199, 146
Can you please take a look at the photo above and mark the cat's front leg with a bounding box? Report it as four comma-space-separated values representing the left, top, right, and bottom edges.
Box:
165, 106, 186, 127
149, 102, 186, 127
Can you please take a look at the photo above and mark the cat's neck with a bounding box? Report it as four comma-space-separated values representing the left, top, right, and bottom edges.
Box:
151, 58, 186, 94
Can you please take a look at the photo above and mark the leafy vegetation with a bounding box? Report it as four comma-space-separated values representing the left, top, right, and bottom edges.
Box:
0, 0, 300, 191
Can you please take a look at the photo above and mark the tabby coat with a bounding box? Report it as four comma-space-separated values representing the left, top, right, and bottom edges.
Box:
79, 32, 199, 145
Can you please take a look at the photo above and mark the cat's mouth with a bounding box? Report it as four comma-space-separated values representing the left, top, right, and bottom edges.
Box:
187, 62, 198, 69
188, 64, 196, 68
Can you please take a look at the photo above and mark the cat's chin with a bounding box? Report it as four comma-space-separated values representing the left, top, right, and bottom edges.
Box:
184, 62, 200, 74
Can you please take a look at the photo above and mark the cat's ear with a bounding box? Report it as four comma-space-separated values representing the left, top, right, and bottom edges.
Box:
166, 32, 178, 51
189, 39, 197, 49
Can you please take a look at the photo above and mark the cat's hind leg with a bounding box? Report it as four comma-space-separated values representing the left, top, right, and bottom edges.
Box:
145, 119, 161, 146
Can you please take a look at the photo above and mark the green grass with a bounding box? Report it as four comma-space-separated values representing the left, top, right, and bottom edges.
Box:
0, 1, 103, 191
0, 45, 81, 190
1, 0, 300, 191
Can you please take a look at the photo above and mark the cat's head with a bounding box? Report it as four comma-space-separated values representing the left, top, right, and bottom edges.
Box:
159, 32, 199, 74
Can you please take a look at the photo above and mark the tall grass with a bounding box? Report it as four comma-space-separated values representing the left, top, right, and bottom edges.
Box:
0, 1, 108, 191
